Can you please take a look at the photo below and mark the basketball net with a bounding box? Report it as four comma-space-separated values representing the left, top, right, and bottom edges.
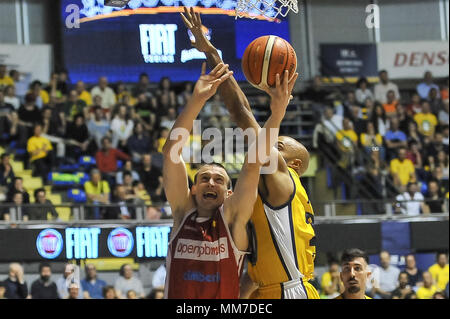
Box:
235, 0, 298, 20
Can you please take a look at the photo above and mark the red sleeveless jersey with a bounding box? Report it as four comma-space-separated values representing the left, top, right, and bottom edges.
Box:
165, 206, 245, 299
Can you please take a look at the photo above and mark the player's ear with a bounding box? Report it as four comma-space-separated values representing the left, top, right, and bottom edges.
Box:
191, 184, 197, 195
226, 189, 233, 197
366, 270, 372, 279
289, 159, 302, 172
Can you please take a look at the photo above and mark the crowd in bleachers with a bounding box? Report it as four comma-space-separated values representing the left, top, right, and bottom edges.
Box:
1, 64, 449, 219
310, 70, 449, 214
1, 250, 447, 299
0, 65, 234, 221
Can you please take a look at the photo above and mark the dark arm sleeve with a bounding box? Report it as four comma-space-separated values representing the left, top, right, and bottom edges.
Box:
17, 281, 29, 299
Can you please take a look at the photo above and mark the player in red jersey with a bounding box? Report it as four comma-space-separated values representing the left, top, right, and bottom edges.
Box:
163, 62, 298, 299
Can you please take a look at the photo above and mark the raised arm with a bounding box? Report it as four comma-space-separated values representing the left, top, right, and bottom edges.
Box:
181, 7, 259, 132
181, 7, 299, 207
226, 71, 298, 251
162, 63, 233, 226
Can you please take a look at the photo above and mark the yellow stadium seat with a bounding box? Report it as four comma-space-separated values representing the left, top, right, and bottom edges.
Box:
23, 177, 43, 190
81, 258, 139, 271
56, 207, 72, 221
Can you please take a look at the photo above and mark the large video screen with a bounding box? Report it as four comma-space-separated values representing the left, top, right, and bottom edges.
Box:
61, 1, 290, 83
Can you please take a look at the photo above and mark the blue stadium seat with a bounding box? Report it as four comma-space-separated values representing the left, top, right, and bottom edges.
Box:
67, 188, 87, 203
79, 156, 96, 167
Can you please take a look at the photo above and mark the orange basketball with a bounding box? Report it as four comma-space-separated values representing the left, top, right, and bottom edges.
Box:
242, 35, 297, 90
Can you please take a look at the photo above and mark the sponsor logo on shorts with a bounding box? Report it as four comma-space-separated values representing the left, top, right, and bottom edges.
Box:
174, 237, 229, 261
183, 271, 220, 283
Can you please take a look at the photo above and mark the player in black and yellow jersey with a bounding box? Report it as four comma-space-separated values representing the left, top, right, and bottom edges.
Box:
335, 248, 372, 299
181, 7, 319, 299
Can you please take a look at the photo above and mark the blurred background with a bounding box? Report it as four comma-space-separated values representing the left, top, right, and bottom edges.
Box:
0, 0, 448, 300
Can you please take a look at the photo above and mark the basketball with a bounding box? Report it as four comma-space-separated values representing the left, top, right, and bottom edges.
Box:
241, 35, 297, 90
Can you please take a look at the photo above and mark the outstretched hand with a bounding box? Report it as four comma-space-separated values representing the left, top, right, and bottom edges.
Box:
180, 7, 214, 53
193, 62, 233, 102
265, 70, 299, 117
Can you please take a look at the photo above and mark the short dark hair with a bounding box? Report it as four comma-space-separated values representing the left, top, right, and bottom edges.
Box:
34, 188, 46, 199
399, 271, 409, 279
193, 163, 232, 189
436, 251, 448, 260
39, 262, 51, 273
341, 248, 369, 265
1, 153, 10, 160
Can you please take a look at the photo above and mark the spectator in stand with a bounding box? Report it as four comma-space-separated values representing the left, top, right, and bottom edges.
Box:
31, 263, 58, 299
127, 122, 152, 164
114, 264, 145, 299
335, 118, 358, 170
56, 264, 84, 299
9, 70, 31, 101
138, 154, 164, 202
426, 136, 447, 175
385, 117, 408, 162
18, 92, 42, 138
75, 80, 92, 106
116, 81, 136, 106
355, 77, 374, 105
416, 271, 437, 299
103, 285, 117, 299
87, 105, 110, 151
395, 182, 428, 216
3, 85, 20, 110
156, 127, 169, 153
81, 264, 107, 299
84, 168, 110, 219
406, 141, 424, 181
155, 76, 177, 109
126, 290, 138, 299
439, 100, 449, 126
382, 90, 398, 118
320, 259, 342, 299
0, 64, 14, 90
65, 114, 90, 162
147, 287, 165, 299
154, 92, 172, 121
300, 75, 330, 104
370, 103, 389, 136
132, 73, 155, 102
151, 263, 166, 289
428, 88, 442, 115
1, 191, 29, 221
396, 103, 413, 134
414, 101, 438, 138
27, 188, 58, 221
160, 107, 177, 131
0, 153, 15, 191
134, 93, 156, 131
417, 71, 440, 100
27, 123, 53, 184
407, 121, 424, 150
6, 177, 30, 203
45, 73, 65, 104
0, 90, 15, 145
347, 104, 367, 135
390, 147, 416, 191
110, 104, 134, 150
66, 282, 81, 299
361, 97, 375, 120
105, 184, 135, 219
116, 160, 140, 184
425, 180, 446, 213
177, 81, 193, 109
406, 93, 422, 117
404, 254, 423, 289
428, 252, 449, 292
2, 263, 28, 299
62, 90, 87, 122
360, 121, 384, 160
391, 272, 416, 299
28, 80, 49, 109
90, 76, 116, 112
95, 136, 131, 181
371, 251, 400, 299
374, 70, 400, 104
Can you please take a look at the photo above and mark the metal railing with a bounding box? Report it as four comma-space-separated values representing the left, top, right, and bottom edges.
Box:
0, 198, 448, 226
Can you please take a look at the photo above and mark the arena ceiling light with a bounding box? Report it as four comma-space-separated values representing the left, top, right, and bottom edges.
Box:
104, 0, 130, 7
